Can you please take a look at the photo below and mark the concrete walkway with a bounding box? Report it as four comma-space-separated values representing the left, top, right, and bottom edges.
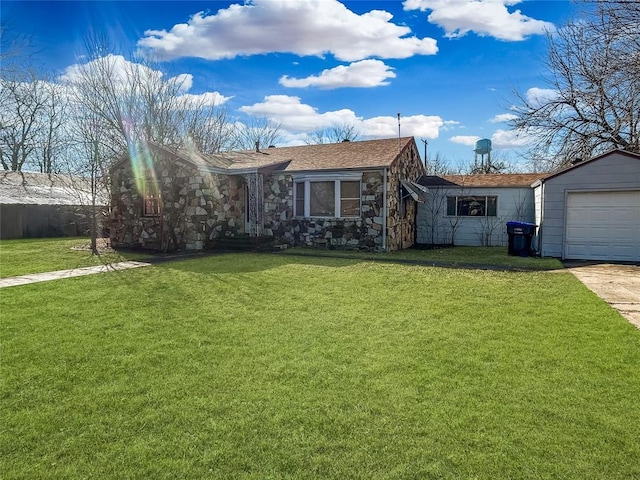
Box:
0, 261, 151, 289
566, 263, 640, 329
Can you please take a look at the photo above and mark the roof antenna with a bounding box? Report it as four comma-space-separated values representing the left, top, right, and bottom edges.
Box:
397, 112, 401, 152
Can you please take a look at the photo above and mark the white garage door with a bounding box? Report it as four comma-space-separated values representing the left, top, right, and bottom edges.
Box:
565, 191, 640, 261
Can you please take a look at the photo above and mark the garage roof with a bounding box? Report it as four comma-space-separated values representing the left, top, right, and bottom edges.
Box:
0, 172, 107, 206
418, 173, 547, 188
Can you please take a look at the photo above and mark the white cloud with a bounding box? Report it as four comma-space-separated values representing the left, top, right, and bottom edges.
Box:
450, 135, 480, 146
403, 0, 554, 41
60, 54, 230, 108
441, 119, 461, 131
363, 114, 443, 139
279, 60, 396, 89
525, 87, 558, 107
239, 95, 360, 131
490, 128, 533, 148
138, 0, 438, 62
60, 54, 161, 86
451, 129, 533, 149
171, 73, 193, 93
238, 95, 443, 140
178, 91, 233, 107
490, 113, 517, 123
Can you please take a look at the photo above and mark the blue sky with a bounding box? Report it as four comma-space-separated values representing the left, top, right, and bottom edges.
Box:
2, 0, 577, 166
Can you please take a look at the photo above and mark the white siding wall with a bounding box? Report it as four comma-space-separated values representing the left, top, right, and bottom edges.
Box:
537, 153, 640, 258
533, 184, 543, 251
417, 187, 534, 246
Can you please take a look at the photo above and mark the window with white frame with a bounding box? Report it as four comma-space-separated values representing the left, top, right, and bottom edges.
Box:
310, 181, 335, 216
447, 196, 497, 217
340, 181, 360, 217
294, 176, 361, 218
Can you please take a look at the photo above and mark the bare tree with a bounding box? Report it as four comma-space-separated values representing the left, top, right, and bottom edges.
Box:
422, 187, 448, 245
63, 109, 110, 255
511, 1, 640, 168
466, 150, 514, 174
511, 191, 532, 223
66, 46, 132, 158
0, 71, 50, 171
444, 193, 465, 246
231, 117, 282, 150
425, 151, 455, 176
306, 122, 360, 144
0, 20, 35, 67
178, 99, 233, 154
34, 81, 67, 173
475, 216, 504, 247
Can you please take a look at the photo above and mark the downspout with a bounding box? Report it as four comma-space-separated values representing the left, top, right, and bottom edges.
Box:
382, 167, 388, 251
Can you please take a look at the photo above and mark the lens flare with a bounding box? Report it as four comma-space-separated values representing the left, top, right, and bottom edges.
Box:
125, 124, 159, 198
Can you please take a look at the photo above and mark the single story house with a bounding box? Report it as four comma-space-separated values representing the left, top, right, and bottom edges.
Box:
416, 173, 546, 247
0, 171, 108, 240
109, 137, 427, 252
534, 149, 640, 262
416, 149, 639, 262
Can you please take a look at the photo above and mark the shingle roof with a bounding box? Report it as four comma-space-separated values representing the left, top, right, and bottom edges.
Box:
0, 171, 107, 206
418, 173, 548, 188
166, 137, 415, 173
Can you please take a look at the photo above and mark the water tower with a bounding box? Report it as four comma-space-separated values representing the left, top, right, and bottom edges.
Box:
474, 138, 492, 172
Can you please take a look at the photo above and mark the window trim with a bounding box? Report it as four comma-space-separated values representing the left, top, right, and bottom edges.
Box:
446, 195, 497, 217
293, 175, 362, 219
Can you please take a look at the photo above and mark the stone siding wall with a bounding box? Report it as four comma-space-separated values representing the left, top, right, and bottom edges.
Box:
262, 174, 294, 242
110, 139, 423, 253
262, 171, 386, 251
386, 141, 426, 251
110, 152, 243, 251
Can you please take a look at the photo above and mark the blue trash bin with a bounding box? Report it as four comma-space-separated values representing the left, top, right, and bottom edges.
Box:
506, 221, 537, 256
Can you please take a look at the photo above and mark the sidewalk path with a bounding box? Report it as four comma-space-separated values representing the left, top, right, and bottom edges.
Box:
566, 263, 640, 329
0, 261, 151, 289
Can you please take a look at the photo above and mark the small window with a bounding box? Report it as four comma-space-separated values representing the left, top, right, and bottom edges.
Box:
340, 181, 360, 217
143, 193, 161, 216
447, 196, 497, 217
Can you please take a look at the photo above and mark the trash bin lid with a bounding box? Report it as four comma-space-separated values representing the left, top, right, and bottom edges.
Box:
506, 221, 537, 227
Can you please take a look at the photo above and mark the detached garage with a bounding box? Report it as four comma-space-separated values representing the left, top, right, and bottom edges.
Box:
533, 150, 640, 262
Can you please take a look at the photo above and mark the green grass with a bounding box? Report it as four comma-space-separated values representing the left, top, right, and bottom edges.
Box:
2, 254, 639, 479
281, 245, 564, 271
0, 237, 150, 278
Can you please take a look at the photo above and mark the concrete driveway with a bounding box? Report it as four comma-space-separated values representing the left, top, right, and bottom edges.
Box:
566, 262, 640, 329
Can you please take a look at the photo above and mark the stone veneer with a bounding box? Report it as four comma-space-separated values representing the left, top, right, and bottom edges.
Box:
110, 151, 243, 251
261, 172, 386, 251
385, 141, 425, 251
110, 139, 425, 252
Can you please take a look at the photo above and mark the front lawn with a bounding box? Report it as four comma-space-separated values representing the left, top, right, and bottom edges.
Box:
1, 254, 638, 479
0, 237, 149, 278
281, 245, 563, 271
